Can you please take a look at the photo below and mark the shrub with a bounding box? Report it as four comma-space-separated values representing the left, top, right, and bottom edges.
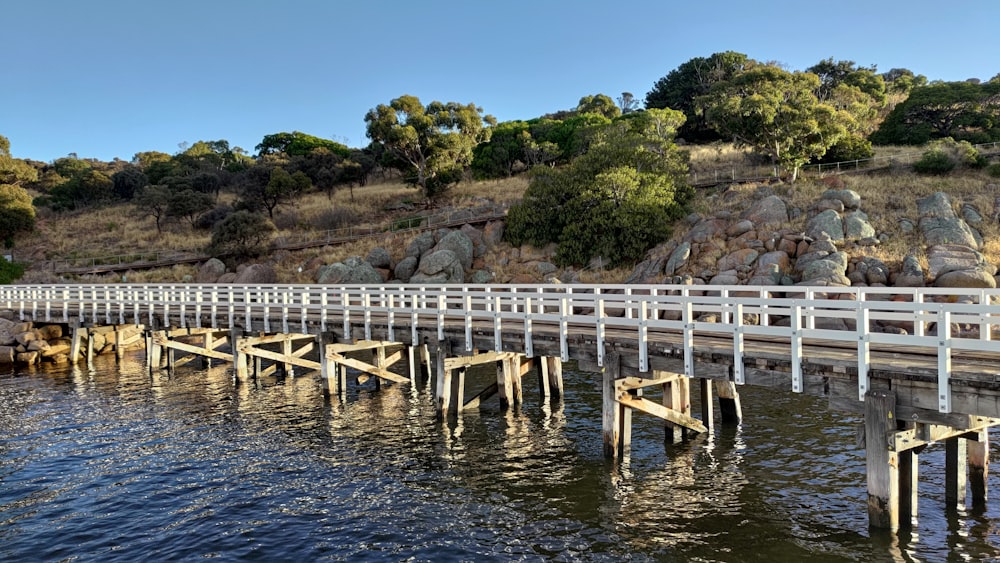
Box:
814, 134, 874, 165
208, 211, 275, 259
0, 256, 24, 284
913, 150, 955, 174
988, 163, 1000, 178
195, 205, 233, 230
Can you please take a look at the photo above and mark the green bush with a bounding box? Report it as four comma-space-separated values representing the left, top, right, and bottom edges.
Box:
208, 211, 275, 259
0, 256, 25, 284
913, 150, 955, 174
814, 134, 874, 165
988, 163, 1000, 178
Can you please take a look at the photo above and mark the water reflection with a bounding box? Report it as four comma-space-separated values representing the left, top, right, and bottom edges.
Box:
1, 354, 1000, 561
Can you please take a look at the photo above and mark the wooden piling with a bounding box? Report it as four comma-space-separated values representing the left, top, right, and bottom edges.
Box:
865, 389, 899, 530
968, 429, 989, 508
70, 326, 86, 365
435, 339, 452, 417
700, 378, 714, 433
497, 357, 514, 410
662, 372, 691, 444
899, 447, 919, 528
546, 357, 563, 399
945, 436, 968, 510
603, 352, 622, 459
716, 380, 742, 424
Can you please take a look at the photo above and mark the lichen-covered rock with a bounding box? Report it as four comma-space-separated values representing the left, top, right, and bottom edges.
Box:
233, 263, 278, 284
405, 231, 436, 259
394, 256, 418, 283
317, 257, 383, 284
821, 189, 861, 210
412, 249, 464, 284
893, 255, 925, 287
366, 247, 391, 269
843, 211, 875, 240
482, 221, 505, 248
470, 269, 494, 284
741, 195, 788, 226
433, 230, 474, 270
197, 258, 227, 283
805, 209, 844, 243
664, 242, 691, 276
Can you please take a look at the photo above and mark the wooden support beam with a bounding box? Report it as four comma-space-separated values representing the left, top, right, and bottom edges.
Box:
71, 326, 86, 365
537, 357, 551, 400
150, 330, 164, 370
445, 351, 518, 371
716, 380, 743, 424
327, 352, 407, 384
945, 436, 968, 510
899, 446, 918, 528
662, 371, 691, 444
154, 334, 235, 362
866, 389, 900, 531
328, 340, 401, 354
435, 339, 452, 417
232, 330, 249, 382
700, 378, 714, 433
452, 367, 466, 413
463, 383, 499, 410
603, 351, 622, 459
969, 429, 989, 508
509, 357, 523, 407
497, 357, 514, 410
546, 357, 564, 399
617, 395, 709, 434
320, 336, 340, 398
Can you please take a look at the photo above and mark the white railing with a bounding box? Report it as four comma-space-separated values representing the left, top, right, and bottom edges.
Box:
4, 283, 1000, 414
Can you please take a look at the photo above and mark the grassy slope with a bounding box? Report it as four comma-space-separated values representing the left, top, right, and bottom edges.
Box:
16, 146, 1000, 284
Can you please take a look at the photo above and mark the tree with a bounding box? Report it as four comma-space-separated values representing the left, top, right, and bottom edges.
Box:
471, 120, 531, 179
871, 81, 1000, 145
208, 210, 275, 259
0, 184, 35, 245
135, 184, 172, 233
167, 189, 215, 227
700, 66, 848, 181
645, 51, 754, 141
365, 95, 495, 200
111, 165, 148, 200
506, 109, 692, 266
255, 132, 351, 158
616, 92, 640, 114
576, 94, 621, 119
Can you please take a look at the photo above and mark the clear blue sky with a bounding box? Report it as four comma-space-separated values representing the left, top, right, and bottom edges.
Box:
4, 0, 998, 163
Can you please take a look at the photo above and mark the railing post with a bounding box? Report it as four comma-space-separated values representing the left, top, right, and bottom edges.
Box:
858, 304, 871, 401
791, 302, 802, 393
733, 302, 744, 384
938, 307, 952, 413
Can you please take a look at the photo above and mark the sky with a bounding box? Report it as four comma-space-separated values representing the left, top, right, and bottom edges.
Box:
3, 0, 998, 163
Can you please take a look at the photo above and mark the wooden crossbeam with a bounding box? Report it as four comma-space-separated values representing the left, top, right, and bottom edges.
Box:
893, 418, 1000, 452
239, 345, 321, 370
242, 333, 315, 346
463, 383, 499, 410
616, 373, 683, 392
617, 394, 708, 433
444, 351, 518, 371
328, 340, 401, 354
328, 352, 409, 384
152, 334, 234, 361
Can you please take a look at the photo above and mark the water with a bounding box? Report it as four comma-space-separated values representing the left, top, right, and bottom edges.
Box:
1, 353, 999, 562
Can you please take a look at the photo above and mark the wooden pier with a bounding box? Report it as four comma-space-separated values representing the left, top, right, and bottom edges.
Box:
3, 281, 1000, 532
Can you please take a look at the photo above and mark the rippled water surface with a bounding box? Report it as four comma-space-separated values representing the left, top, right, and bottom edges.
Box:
1, 353, 999, 562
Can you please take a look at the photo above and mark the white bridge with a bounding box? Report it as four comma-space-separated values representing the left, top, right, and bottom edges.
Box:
2, 282, 998, 531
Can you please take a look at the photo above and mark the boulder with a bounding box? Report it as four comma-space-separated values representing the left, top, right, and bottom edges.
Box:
926, 244, 990, 279
482, 221, 505, 247
197, 258, 227, 283
317, 257, 383, 284
412, 249, 464, 284
366, 247, 391, 269
893, 255, 926, 287
843, 211, 875, 240
726, 220, 755, 238
460, 224, 486, 258
741, 195, 788, 226
433, 230, 474, 270
470, 270, 494, 284
935, 269, 997, 289
405, 231, 436, 259
664, 242, 691, 276
394, 256, 418, 283
805, 209, 844, 243
217, 272, 238, 283
685, 218, 727, 243
232, 263, 277, 284
717, 248, 759, 272
821, 189, 862, 210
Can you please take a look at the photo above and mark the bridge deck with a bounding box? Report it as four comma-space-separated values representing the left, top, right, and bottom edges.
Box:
4, 282, 1000, 423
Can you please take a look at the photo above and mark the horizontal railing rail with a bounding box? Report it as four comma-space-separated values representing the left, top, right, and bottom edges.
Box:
4, 282, 1000, 414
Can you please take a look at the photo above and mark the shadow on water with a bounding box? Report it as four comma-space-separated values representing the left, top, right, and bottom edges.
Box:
1, 352, 999, 561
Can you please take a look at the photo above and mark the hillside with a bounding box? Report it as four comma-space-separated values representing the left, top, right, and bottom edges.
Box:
13, 145, 1000, 289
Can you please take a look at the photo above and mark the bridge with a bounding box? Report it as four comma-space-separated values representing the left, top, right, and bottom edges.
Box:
2, 282, 999, 532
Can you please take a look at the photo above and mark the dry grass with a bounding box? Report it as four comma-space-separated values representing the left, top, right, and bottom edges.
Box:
18, 143, 1000, 285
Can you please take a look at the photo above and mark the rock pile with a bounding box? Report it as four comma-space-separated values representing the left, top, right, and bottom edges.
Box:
0, 318, 72, 365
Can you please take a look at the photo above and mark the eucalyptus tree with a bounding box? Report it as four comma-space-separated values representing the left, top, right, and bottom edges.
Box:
699, 65, 848, 181
365, 95, 495, 200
